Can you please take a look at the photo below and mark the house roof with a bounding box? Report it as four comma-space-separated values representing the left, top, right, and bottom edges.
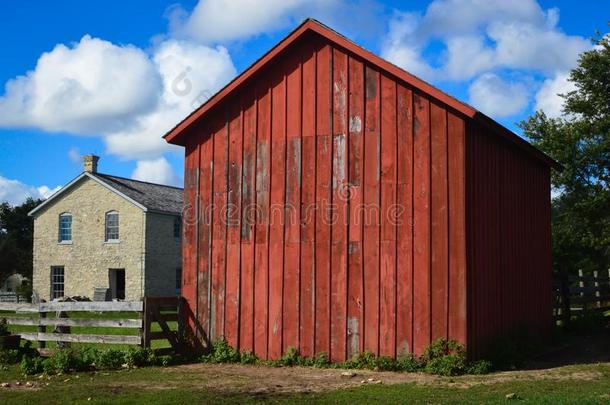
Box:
163, 18, 560, 170
92, 173, 183, 214
28, 172, 183, 217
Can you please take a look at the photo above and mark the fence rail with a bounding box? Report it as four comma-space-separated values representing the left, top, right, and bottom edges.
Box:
0, 292, 27, 303
0, 297, 181, 350
554, 269, 610, 324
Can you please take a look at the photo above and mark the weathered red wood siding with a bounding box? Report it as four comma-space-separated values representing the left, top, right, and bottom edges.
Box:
466, 122, 552, 358
180, 32, 469, 359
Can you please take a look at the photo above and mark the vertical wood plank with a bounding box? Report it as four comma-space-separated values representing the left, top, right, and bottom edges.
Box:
379, 74, 397, 358
299, 43, 317, 358
268, 65, 287, 360
182, 139, 200, 342
283, 53, 302, 353
396, 85, 413, 356
224, 98, 243, 349
331, 47, 348, 362
430, 102, 448, 341
346, 55, 364, 359
396, 84, 413, 356
211, 116, 229, 342
362, 65, 380, 356
314, 43, 332, 356
447, 113, 466, 344
412, 92, 431, 355
239, 91, 257, 353
198, 127, 214, 344
254, 81, 271, 359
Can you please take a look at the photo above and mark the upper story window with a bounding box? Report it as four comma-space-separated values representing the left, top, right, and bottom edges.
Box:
173, 216, 182, 240
105, 211, 119, 242
58, 213, 72, 242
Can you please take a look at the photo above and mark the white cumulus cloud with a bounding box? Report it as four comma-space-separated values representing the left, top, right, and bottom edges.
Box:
0, 175, 61, 206
131, 157, 182, 187
0, 35, 236, 160
534, 72, 575, 118
105, 40, 236, 159
0, 35, 162, 134
381, 0, 589, 82
168, 0, 385, 45
468, 73, 529, 118
169, 0, 312, 43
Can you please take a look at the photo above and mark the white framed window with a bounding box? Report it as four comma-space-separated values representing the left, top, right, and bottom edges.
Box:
105, 211, 119, 242
58, 213, 72, 242
50, 266, 64, 299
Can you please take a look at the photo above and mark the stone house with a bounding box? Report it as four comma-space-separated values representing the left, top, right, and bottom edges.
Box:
29, 155, 183, 301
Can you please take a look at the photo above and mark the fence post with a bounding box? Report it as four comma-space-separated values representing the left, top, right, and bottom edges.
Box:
141, 297, 151, 348
177, 297, 184, 344
560, 271, 571, 326
593, 270, 601, 309
38, 310, 46, 349
578, 269, 587, 314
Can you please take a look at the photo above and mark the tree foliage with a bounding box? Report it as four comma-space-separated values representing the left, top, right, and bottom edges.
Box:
0, 198, 42, 284
519, 33, 610, 274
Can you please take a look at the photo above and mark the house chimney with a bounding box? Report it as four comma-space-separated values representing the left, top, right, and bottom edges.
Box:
83, 154, 99, 173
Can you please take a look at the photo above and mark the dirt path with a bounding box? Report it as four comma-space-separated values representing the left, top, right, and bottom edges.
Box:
155, 361, 606, 395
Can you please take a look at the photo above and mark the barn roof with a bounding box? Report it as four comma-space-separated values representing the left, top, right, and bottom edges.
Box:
29, 172, 183, 217
164, 18, 559, 169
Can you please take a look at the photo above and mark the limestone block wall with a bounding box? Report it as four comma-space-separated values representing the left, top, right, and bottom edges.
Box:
32, 177, 146, 301
144, 212, 182, 297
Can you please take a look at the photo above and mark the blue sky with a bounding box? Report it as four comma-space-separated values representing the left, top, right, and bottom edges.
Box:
0, 0, 607, 205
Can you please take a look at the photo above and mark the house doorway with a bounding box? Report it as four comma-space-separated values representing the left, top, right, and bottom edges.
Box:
109, 269, 125, 300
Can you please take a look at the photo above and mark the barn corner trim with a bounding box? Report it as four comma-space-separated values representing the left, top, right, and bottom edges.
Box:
163, 18, 560, 171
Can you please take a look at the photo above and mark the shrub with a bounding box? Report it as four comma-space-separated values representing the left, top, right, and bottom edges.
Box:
276, 347, 301, 367
423, 338, 464, 362
374, 356, 397, 371
43, 358, 55, 375
0, 318, 9, 336
195, 338, 491, 376
240, 351, 258, 365
78, 347, 100, 370
202, 340, 240, 363
95, 349, 126, 370
20, 356, 45, 375
156, 355, 173, 367
50, 349, 79, 373
33, 348, 98, 375
396, 354, 423, 372
425, 353, 467, 376
0, 349, 22, 365
467, 359, 493, 375
313, 352, 330, 368
124, 347, 156, 368
345, 351, 376, 370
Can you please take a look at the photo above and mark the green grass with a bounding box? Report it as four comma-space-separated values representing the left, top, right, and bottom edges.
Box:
1, 311, 176, 350
0, 362, 609, 404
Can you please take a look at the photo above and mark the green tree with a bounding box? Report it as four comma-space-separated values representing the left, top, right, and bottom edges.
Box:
0, 198, 42, 284
519, 33, 610, 275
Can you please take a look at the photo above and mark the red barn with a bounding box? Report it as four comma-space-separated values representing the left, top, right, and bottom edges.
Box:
165, 19, 557, 360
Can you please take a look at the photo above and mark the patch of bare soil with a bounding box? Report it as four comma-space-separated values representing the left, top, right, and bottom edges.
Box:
147, 361, 606, 395
112, 331, 610, 395
165, 363, 437, 394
